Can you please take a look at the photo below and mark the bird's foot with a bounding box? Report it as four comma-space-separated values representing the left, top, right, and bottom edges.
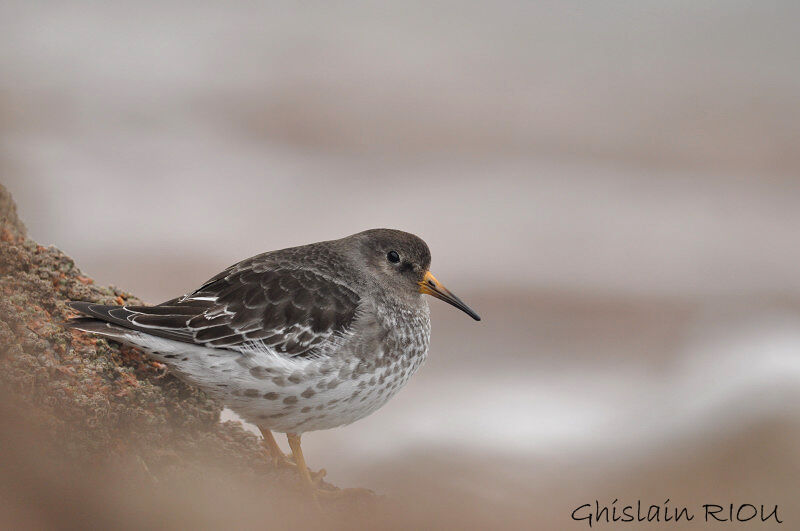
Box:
259, 427, 301, 469
282, 432, 376, 506
309, 467, 327, 486
264, 448, 327, 484
268, 450, 296, 469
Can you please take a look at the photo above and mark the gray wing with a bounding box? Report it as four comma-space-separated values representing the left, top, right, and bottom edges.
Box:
68, 265, 361, 357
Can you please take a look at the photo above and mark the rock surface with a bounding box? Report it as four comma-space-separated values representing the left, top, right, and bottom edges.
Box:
0, 182, 274, 477
0, 183, 371, 528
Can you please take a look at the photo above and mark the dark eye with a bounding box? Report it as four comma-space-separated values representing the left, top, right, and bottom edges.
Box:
387, 250, 400, 263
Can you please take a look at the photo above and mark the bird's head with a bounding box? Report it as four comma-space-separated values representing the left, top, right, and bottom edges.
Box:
349, 228, 481, 321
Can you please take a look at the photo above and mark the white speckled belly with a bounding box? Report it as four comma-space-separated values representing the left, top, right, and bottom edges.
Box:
115, 305, 431, 433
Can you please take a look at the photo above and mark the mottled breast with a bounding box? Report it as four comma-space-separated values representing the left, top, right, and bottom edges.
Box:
224, 300, 431, 433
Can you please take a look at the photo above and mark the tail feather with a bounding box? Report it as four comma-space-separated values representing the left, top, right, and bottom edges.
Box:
66, 316, 136, 340
67, 301, 125, 323
66, 304, 242, 392
66, 301, 194, 342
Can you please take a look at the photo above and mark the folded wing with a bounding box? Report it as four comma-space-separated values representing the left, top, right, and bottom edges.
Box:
68, 266, 361, 357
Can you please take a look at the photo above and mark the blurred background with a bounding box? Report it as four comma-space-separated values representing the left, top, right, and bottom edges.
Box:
3, 1, 800, 527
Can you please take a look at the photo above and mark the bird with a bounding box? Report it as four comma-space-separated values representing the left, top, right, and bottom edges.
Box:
67, 228, 480, 499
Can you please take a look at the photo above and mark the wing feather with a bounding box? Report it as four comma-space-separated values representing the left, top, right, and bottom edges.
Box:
68, 265, 360, 358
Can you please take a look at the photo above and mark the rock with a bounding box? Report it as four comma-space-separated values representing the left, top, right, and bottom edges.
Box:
0, 183, 370, 527
0, 183, 26, 238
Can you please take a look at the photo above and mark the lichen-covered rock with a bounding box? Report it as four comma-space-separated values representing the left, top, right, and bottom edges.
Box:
4, 183, 352, 498
0, 184, 384, 528
0, 183, 285, 482
0, 183, 26, 237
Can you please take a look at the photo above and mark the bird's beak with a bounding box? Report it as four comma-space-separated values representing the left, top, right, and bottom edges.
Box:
419, 271, 481, 321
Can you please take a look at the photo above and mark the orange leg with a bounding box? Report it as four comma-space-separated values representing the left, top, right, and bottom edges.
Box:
286, 433, 371, 501
260, 427, 327, 484
286, 432, 321, 506
258, 426, 294, 467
